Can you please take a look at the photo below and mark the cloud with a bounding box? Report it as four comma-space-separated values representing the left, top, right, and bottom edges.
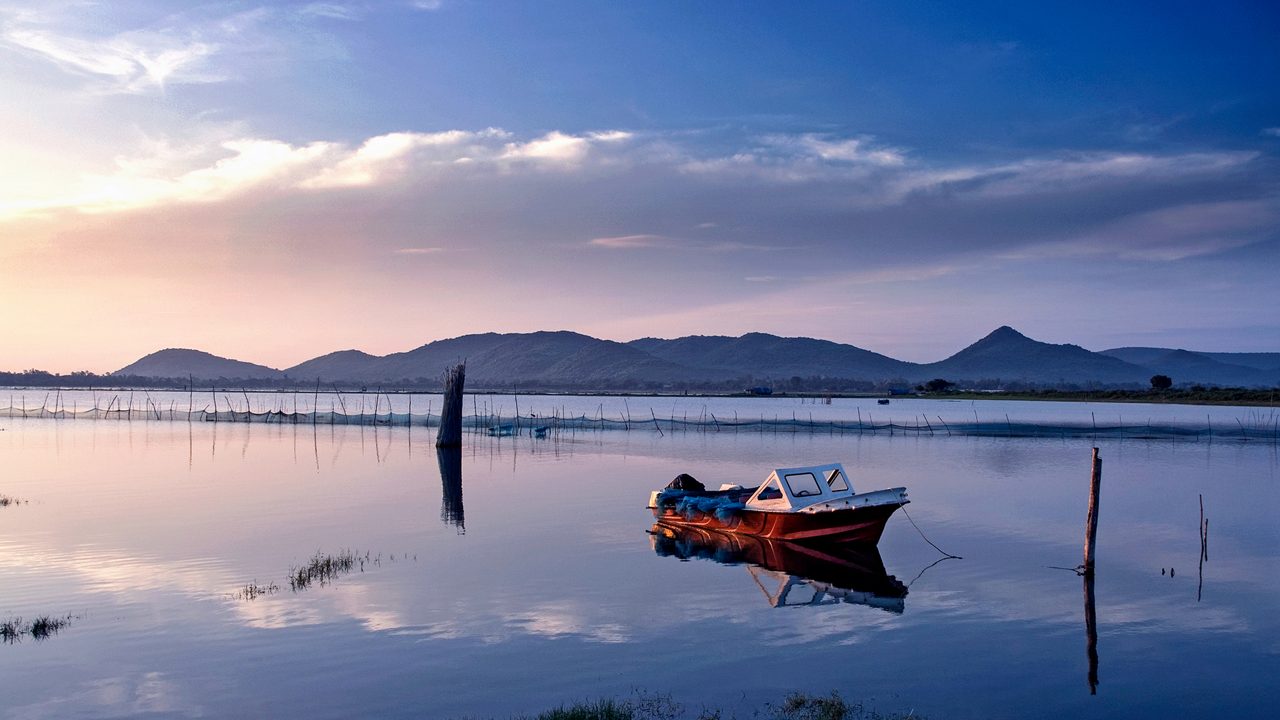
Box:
764, 133, 906, 167
2, 124, 1272, 285
394, 247, 445, 255
0, 127, 649, 218
0, 137, 336, 216
588, 234, 669, 249
0, 4, 353, 94
1263, 127, 1280, 138
501, 129, 631, 164
586, 235, 789, 253
997, 198, 1279, 262
2, 24, 221, 93
300, 129, 509, 188
300, 3, 364, 21
409, 0, 444, 9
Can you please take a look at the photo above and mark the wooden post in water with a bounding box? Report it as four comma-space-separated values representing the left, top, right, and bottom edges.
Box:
436, 363, 466, 448
1083, 447, 1102, 574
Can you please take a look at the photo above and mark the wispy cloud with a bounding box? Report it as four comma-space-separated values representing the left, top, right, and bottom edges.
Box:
763, 133, 906, 167
300, 3, 365, 21
394, 247, 445, 255
996, 199, 1279, 262
588, 234, 669, 249
1, 22, 221, 93
0, 127, 638, 217
1263, 127, 1280, 138
0, 4, 351, 94
587, 235, 789, 253
2, 124, 1271, 278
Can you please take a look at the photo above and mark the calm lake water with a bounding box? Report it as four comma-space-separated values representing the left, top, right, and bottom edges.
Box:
1, 402, 1278, 718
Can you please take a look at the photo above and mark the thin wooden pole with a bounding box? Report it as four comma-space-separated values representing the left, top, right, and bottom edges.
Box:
1083, 447, 1102, 574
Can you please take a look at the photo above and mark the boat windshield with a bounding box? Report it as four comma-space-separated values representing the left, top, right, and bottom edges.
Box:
756, 477, 784, 500
825, 468, 848, 492
783, 472, 822, 498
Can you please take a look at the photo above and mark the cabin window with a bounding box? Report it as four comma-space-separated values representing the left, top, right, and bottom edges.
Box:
755, 477, 784, 501
825, 468, 848, 492
784, 472, 822, 498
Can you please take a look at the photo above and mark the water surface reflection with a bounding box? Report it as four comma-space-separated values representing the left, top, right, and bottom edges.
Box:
1, 419, 1277, 719
649, 524, 907, 612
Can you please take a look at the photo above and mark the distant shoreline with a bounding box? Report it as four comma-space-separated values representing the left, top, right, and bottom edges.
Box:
929, 389, 1280, 407
2, 385, 1275, 408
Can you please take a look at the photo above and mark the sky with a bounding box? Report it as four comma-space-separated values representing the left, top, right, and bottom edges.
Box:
1, 0, 1278, 373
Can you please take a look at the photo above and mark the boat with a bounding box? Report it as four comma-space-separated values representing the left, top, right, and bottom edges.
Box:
647, 463, 908, 545
877, 398, 890, 405
649, 523, 907, 612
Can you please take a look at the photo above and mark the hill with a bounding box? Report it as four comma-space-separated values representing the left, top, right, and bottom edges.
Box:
106, 328, 1279, 390
1100, 347, 1280, 387
114, 349, 282, 381
921, 327, 1148, 386
283, 331, 697, 388
628, 333, 910, 382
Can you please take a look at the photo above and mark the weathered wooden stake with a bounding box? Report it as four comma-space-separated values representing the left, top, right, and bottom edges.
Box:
1083, 447, 1102, 574
436, 363, 466, 448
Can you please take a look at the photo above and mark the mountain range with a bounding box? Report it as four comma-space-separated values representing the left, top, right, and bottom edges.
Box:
112, 327, 1280, 390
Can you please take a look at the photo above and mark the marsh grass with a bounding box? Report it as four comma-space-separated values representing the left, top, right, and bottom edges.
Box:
502, 691, 922, 720
0, 494, 24, 507
245, 549, 415, 597
767, 692, 924, 720
235, 581, 281, 600
1, 614, 74, 644
531, 700, 634, 720
289, 550, 360, 591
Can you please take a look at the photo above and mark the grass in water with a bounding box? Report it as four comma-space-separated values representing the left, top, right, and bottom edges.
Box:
1, 615, 75, 644
502, 691, 923, 720
0, 494, 24, 507
768, 691, 924, 720
235, 581, 281, 600
289, 550, 360, 591
533, 699, 635, 720
241, 549, 411, 598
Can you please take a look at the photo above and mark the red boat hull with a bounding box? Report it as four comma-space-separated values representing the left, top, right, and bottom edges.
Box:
651, 501, 903, 544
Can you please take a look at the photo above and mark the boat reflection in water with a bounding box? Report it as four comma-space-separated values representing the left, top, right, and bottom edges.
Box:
649, 524, 907, 613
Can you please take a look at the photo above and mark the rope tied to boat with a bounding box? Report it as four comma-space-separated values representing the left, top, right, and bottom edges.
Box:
899, 503, 962, 560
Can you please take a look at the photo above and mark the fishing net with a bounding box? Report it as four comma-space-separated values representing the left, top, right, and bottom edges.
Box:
2, 400, 1276, 444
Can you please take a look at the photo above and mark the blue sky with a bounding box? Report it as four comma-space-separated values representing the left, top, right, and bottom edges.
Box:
1, 0, 1277, 371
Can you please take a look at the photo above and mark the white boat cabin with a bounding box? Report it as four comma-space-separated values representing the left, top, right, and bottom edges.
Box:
743, 463, 907, 514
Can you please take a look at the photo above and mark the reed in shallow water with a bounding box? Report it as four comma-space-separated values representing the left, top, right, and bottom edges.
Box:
288, 550, 360, 591
506, 691, 925, 720
1, 614, 75, 643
